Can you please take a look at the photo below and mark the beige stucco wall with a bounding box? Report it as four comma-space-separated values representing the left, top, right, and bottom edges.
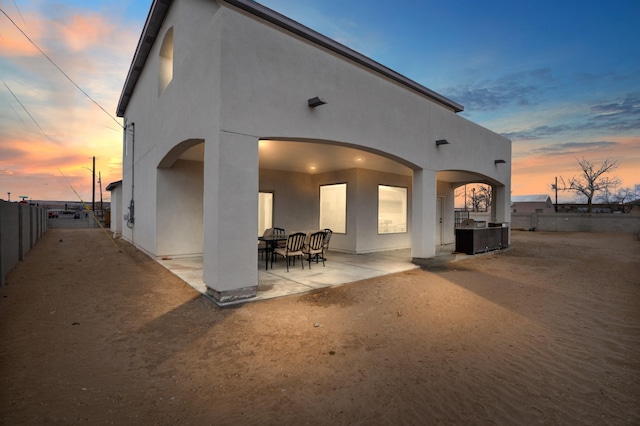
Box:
260, 168, 413, 254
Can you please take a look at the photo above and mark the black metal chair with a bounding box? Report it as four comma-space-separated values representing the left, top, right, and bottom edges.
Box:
272, 232, 306, 272
303, 231, 325, 268
321, 228, 333, 260
273, 227, 286, 249
258, 228, 273, 259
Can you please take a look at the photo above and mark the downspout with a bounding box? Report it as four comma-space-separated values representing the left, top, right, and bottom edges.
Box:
126, 122, 136, 229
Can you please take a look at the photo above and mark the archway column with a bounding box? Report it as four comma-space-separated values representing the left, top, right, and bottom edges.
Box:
491, 185, 507, 223
203, 131, 259, 304
411, 169, 436, 259
491, 184, 511, 243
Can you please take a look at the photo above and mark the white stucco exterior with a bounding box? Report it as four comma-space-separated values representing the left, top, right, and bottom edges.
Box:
105, 180, 122, 237
116, 0, 511, 304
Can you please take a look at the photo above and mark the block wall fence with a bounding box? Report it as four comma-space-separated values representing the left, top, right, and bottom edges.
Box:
457, 211, 640, 233
511, 213, 640, 233
0, 201, 47, 286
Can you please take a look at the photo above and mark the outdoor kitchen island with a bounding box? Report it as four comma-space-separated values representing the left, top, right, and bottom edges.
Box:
455, 219, 509, 255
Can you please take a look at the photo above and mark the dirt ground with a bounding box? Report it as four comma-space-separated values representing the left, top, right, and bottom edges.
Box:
0, 229, 638, 425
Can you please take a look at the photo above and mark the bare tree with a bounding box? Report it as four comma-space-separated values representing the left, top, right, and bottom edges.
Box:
464, 184, 492, 211
558, 157, 620, 213
614, 187, 637, 206
477, 185, 493, 211
469, 187, 481, 212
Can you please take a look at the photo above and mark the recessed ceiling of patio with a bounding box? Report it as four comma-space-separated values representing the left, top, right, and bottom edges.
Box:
437, 170, 501, 187
176, 139, 413, 176
258, 139, 412, 176
176, 142, 502, 186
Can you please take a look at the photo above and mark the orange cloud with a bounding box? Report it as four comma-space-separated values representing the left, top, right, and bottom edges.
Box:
2, 6, 138, 201
1, 33, 39, 56
0, 11, 45, 56
57, 14, 114, 52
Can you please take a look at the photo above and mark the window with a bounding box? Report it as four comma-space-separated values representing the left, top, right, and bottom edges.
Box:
378, 185, 407, 234
258, 192, 273, 236
158, 27, 174, 94
319, 183, 346, 233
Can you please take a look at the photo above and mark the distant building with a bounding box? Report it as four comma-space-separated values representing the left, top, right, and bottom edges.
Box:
106, 181, 123, 237
512, 195, 554, 214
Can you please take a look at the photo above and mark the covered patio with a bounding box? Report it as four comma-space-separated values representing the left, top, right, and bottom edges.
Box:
157, 244, 467, 305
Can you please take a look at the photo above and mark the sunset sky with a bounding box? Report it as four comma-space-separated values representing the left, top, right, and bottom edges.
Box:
1, 0, 638, 203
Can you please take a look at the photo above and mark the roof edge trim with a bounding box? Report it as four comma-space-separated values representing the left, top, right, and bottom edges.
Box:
116, 0, 172, 117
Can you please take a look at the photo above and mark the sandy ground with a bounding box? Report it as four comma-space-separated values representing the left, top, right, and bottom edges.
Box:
0, 229, 638, 425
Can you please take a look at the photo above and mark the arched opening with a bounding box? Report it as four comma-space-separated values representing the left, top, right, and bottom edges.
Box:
258, 138, 416, 254
436, 170, 508, 245
158, 27, 174, 95
156, 139, 204, 257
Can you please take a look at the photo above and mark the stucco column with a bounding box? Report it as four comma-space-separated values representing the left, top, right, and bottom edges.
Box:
411, 169, 437, 259
491, 184, 511, 243
203, 131, 259, 304
491, 185, 510, 224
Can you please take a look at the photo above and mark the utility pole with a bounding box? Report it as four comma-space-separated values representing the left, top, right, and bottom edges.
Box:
99, 171, 103, 217
92, 156, 96, 212
471, 187, 476, 212
555, 176, 558, 212
464, 184, 467, 211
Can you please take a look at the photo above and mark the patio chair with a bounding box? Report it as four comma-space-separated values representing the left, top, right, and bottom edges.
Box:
272, 232, 306, 272
322, 228, 333, 258
274, 227, 286, 248
303, 230, 325, 268
258, 228, 273, 259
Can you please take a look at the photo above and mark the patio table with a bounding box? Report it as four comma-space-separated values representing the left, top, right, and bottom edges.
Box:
258, 234, 287, 270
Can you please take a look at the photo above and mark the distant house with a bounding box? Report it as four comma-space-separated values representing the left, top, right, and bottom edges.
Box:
512, 195, 554, 214
105, 180, 123, 237
114, 0, 511, 304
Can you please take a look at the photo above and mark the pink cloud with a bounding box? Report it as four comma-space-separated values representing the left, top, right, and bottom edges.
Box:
57, 14, 114, 52
0, 11, 45, 56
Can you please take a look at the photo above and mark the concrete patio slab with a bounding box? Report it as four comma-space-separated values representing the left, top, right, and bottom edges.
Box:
158, 245, 465, 304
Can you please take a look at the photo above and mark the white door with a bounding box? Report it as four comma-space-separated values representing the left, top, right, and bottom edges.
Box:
435, 197, 443, 245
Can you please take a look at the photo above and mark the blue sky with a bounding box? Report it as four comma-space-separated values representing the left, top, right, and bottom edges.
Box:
1, 0, 638, 201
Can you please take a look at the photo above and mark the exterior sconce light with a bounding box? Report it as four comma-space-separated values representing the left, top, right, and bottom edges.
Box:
308, 97, 326, 108
435, 139, 449, 146
495, 159, 506, 164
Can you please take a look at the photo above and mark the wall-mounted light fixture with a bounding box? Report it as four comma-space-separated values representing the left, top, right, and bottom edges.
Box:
495, 159, 506, 164
308, 97, 327, 108
435, 139, 449, 146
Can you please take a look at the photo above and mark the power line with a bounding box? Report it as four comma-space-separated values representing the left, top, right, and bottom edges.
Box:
7, 101, 26, 125
2, 80, 55, 143
0, 7, 124, 129
11, 0, 26, 27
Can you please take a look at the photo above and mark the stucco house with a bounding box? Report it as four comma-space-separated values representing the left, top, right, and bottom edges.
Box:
511, 195, 554, 214
115, 0, 511, 304
105, 180, 123, 237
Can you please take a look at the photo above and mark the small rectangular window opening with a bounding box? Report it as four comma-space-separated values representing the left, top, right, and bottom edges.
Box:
378, 185, 407, 234
319, 183, 346, 233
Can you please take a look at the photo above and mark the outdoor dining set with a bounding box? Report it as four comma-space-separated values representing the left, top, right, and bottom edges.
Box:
258, 228, 333, 272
